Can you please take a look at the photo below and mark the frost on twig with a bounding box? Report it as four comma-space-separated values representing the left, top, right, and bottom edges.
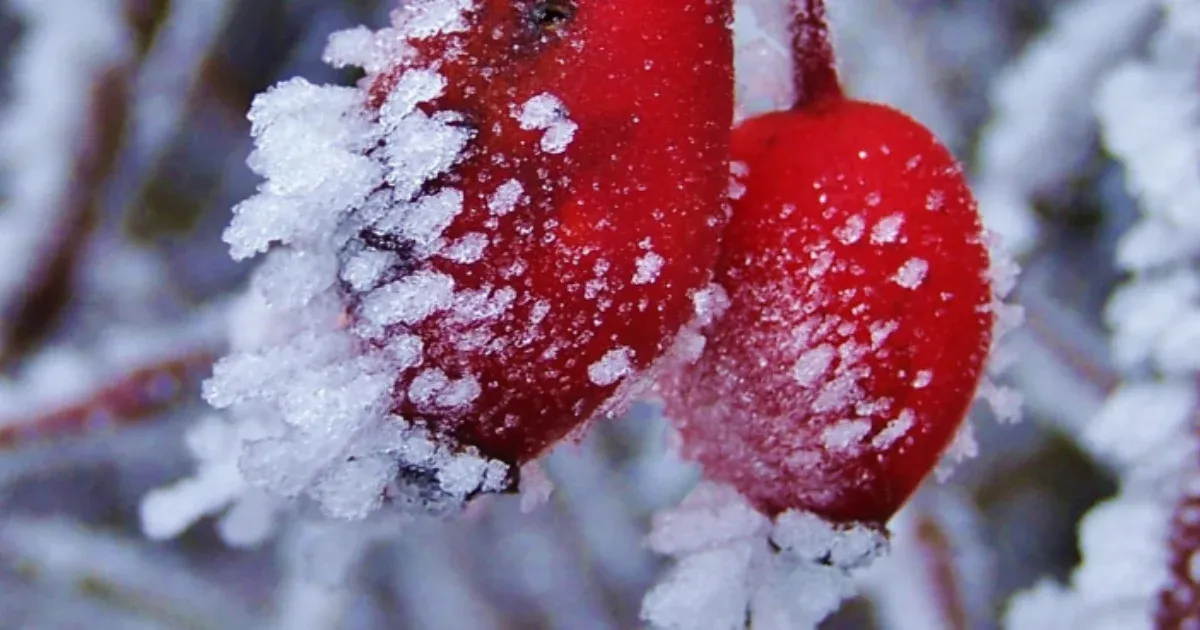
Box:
1005, 4, 1200, 627
0, 308, 224, 451
640, 482, 886, 630
0, 0, 133, 365
973, 0, 1158, 256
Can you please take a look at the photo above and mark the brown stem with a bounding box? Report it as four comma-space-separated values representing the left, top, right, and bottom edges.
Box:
0, 66, 131, 371
1156, 401, 1200, 629
0, 350, 214, 450
788, 0, 843, 108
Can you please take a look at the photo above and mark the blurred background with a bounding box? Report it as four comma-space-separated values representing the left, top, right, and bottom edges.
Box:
0, 0, 1191, 628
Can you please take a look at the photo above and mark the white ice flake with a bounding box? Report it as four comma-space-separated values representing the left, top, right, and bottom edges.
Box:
870, 213, 904, 245
588, 347, 634, 387
516, 93, 578, 154
892, 258, 929, 289
147, 1, 517, 535
633, 252, 665, 285
488, 179, 525, 216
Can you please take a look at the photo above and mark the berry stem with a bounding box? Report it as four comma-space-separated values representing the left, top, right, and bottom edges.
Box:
788, 0, 843, 108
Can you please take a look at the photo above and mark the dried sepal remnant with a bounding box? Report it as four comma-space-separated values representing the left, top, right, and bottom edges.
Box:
205, 0, 732, 519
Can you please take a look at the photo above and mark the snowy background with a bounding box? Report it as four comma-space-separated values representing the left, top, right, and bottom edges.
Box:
0, 0, 1195, 628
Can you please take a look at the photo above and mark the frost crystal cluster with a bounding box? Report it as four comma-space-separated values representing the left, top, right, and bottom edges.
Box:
145, 2, 511, 536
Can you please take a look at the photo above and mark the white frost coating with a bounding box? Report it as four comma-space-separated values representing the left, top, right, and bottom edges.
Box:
383, 111, 473, 201
974, 0, 1157, 255
140, 415, 274, 543
821, 419, 872, 451
871, 409, 915, 450
389, 188, 465, 247
1085, 382, 1196, 475
892, 258, 929, 289
147, 3, 519, 537
633, 252, 666, 285
833, 215, 866, 245
409, 369, 480, 409
0, 0, 131, 360
642, 482, 886, 629
1020, 16, 1200, 619
516, 93, 578, 154
225, 79, 384, 259
870, 213, 904, 244
341, 249, 398, 292
394, 0, 475, 39
792, 344, 836, 388
360, 271, 455, 329
488, 179, 525, 216
1006, 498, 1172, 630
439, 232, 488, 264
588, 347, 634, 387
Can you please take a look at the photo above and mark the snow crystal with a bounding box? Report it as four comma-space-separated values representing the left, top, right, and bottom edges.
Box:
834, 215, 866, 245
408, 369, 451, 407
821, 419, 872, 451
516, 93, 578, 154
871, 409, 915, 450
381, 68, 447, 120
382, 109, 473, 201
382, 187, 464, 247
341, 249, 397, 292
870, 213, 904, 244
437, 374, 482, 408
633, 252, 666, 285
868, 319, 899, 349
892, 258, 929, 289
440, 232, 489, 264
791, 344, 836, 387
358, 270, 455, 329
488, 179, 525, 216
912, 370, 933, 388
588, 347, 634, 387
393, 0, 474, 40
225, 80, 383, 259
729, 161, 749, 200
642, 542, 759, 630
771, 510, 885, 569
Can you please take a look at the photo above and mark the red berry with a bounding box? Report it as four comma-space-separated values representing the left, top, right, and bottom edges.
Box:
661, 99, 993, 525
356, 1, 733, 467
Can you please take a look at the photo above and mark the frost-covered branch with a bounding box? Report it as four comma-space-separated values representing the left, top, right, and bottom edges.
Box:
0, 0, 133, 365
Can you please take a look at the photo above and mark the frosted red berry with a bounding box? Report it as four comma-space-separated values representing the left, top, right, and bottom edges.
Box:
662, 99, 994, 525
359, 1, 733, 466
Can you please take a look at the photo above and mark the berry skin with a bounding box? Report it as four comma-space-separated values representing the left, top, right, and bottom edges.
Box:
356, 2, 733, 467
661, 99, 994, 525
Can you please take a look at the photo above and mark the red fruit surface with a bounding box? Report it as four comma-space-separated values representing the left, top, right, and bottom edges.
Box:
662, 99, 993, 525
356, 2, 732, 466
